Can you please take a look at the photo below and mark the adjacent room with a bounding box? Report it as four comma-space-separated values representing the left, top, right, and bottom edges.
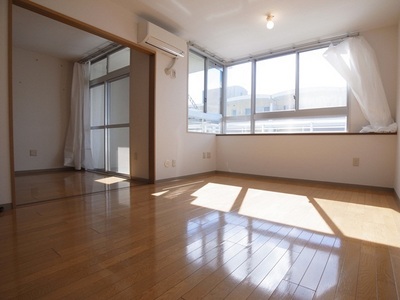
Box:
1, 0, 400, 298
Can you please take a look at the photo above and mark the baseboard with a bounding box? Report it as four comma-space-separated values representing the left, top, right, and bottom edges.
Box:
154, 170, 394, 192
154, 171, 217, 184
215, 170, 395, 192
394, 190, 400, 209
130, 176, 151, 183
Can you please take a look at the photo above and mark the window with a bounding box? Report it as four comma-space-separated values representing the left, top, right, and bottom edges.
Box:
89, 47, 131, 175
225, 46, 347, 134
224, 62, 252, 134
298, 48, 347, 110
188, 45, 348, 134
256, 54, 296, 113
188, 51, 222, 133
226, 62, 252, 117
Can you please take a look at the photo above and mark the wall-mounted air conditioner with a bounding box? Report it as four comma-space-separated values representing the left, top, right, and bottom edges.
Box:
137, 21, 186, 58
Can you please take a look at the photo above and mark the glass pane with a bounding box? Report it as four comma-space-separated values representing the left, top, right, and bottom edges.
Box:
206, 61, 222, 114
225, 119, 251, 134
226, 62, 252, 117
109, 76, 130, 125
108, 127, 130, 175
188, 52, 205, 112
90, 85, 105, 126
188, 114, 222, 134
256, 54, 296, 113
108, 48, 130, 73
299, 48, 347, 110
90, 58, 107, 80
91, 129, 104, 170
255, 116, 347, 133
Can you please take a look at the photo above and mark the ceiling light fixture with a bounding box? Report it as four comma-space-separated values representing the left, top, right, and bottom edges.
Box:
266, 14, 274, 30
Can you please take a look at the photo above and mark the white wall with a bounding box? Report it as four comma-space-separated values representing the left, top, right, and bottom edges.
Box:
394, 20, 400, 195
217, 25, 399, 189
217, 134, 396, 188
32, 0, 138, 43
155, 53, 217, 180
29, 0, 217, 181
0, 0, 12, 206
13, 47, 72, 171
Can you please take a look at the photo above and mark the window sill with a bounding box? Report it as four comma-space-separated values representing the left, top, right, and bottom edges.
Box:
216, 132, 397, 137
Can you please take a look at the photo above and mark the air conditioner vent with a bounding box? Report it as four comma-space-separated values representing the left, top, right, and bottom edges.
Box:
137, 21, 186, 58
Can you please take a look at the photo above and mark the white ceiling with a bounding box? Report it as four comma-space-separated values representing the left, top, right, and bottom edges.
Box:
112, 0, 400, 62
12, 6, 110, 61
13, 0, 400, 62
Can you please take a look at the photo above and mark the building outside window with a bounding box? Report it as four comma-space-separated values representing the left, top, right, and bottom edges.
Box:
188, 51, 223, 133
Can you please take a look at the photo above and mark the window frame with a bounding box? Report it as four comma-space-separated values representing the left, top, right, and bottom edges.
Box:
187, 50, 224, 134
89, 47, 131, 174
222, 44, 349, 134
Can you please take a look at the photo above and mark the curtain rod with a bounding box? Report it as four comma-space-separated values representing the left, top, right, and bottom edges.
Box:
189, 32, 359, 66
188, 42, 227, 64
77, 42, 122, 64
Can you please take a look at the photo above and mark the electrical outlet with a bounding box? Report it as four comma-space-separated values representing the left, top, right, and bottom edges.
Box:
353, 157, 360, 167
164, 160, 171, 168
30, 149, 37, 156
172, 160, 176, 167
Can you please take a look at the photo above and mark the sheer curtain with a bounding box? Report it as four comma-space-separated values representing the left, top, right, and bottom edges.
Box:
64, 62, 93, 170
324, 36, 397, 133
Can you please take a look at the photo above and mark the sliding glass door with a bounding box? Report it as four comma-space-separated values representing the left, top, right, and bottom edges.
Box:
89, 47, 130, 176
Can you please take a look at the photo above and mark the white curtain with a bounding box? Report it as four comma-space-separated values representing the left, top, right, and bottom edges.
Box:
323, 37, 397, 133
64, 62, 93, 170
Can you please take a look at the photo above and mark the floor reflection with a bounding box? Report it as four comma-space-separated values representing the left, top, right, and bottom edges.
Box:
14, 170, 143, 205
189, 181, 400, 248
3, 173, 399, 298
184, 209, 342, 299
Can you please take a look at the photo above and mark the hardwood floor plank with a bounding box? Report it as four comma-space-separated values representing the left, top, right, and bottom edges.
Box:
91, 223, 246, 299
335, 239, 361, 299
180, 241, 264, 299
355, 243, 377, 299
2, 172, 399, 299
292, 285, 315, 299
118, 242, 244, 299
283, 232, 324, 285
389, 252, 400, 300
375, 246, 397, 299
314, 238, 347, 299
299, 235, 336, 291
269, 279, 298, 300
246, 250, 300, 299
200, 226, 285, 299
223, 227, 299, 299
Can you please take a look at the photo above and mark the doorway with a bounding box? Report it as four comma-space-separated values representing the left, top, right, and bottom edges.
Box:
11, 3, 155, 206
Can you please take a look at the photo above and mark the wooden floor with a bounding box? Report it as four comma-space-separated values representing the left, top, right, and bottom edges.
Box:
1, 173, 400, 299
14, 170, 138, 205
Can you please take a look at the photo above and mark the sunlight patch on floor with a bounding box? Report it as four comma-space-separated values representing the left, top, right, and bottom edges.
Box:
191, 183, 242, 212
238, 189, 334, 235
188, 182, 400, 248
152, 191, 169, 197
314, 198, 400, 248
95, 176, 127, 185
